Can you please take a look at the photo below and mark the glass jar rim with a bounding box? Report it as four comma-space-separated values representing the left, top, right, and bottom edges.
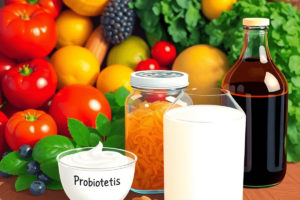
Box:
183, 88, 230, 96
56, 147, 137, 171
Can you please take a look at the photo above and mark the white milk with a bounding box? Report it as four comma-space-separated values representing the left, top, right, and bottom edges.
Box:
164, 105, 246, 200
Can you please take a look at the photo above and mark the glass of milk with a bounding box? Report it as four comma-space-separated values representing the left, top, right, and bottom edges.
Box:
164, 88, 246, 200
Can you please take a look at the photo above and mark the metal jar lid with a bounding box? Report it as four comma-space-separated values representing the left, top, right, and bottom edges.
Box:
130, 70, 189, 89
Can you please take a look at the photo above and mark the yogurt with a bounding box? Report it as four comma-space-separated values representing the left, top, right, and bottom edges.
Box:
60, 142, 132, 168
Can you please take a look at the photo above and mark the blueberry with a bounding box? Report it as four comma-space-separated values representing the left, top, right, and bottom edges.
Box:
37, 172, 51, 185
30, 181, 45, 196
2, 152, 10, 160
27, 161, 41, 175
19, 145, 32, 158
0, 171, 12, 178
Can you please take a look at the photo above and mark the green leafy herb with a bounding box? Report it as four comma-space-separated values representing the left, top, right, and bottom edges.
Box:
46, 179, 64, 190
90, 133, 103, 147
33, 135, 76, 163
68, 119, 90, 147
88, 127, 101, 137
0, 152, 33, 175
112, 106, 125, 122
116, 86, 130, 107
96, 113, 111, 136
110, 119, 125, 137
105, 92, 119, 108
15, 174, 37, 192
131, 0, 206, 52
205, 0, 300, 162
104, 135, 125, 149
40, 158, 60, 181
104, 87, 129, 122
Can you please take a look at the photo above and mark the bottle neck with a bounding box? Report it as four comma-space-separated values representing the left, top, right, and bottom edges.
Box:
239, 26, 272, 63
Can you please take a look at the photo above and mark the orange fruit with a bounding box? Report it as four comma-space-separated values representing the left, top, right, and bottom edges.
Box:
55, 10, 93, 49
96, 64, 134, 93
172, 45, 229, 89
202, 0, 237, 20
50, 45, 100, 90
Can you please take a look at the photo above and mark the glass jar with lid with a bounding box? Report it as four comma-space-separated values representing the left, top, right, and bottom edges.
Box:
125, 70, 189, 194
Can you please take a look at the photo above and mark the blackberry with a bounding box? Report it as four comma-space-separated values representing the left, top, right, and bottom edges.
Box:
101, 0, 136, 44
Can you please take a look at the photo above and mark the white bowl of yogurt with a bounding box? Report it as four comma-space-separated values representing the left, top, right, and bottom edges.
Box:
57, 142, 137, 200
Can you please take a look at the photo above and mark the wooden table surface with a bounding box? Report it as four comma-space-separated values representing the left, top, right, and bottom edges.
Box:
0, 163, 299, 200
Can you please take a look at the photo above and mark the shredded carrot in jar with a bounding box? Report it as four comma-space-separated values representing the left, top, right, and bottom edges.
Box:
126, 101, 172, 190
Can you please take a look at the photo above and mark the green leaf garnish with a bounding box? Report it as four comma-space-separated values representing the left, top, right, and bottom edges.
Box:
68, 119, 90, 147
0, 152, 33, 175
40, 158, 60, 181
96, 113, 111, 136
46, 179, 64, 190
33, 135, 76, 163
15, 174, 37, 192
116, 86, 130, 107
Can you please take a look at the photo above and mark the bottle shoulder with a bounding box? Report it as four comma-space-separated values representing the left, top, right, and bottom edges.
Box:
222, 58, 288, 96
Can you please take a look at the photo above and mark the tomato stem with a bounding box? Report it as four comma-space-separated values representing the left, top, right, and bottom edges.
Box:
20, 11, 30, 20
19, 65, 33, 76
27, 0, 39, 5
139, 55, 144, 61
24, 111, 41, 122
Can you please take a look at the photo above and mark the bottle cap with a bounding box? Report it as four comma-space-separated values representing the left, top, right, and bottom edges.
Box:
130, 70, 189, 89
243, 18, 270, 26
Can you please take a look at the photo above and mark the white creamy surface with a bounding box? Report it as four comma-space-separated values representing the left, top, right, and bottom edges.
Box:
61, 142, 131, 168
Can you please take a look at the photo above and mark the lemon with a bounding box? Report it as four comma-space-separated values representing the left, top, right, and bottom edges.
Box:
107, 36, 150, 70
202, 0, 237, 20
50, 45, 100, 90
172, 45, 229, 89
55, 10, 93, 49
97, 65, 134, 94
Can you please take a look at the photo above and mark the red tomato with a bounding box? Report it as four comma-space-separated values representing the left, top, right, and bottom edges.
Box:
146, 90, 167, 103
0, 51, 16, 84
5, 0, 63, 19
0, 112, 8, 158
0, 102, 23, 119
5, 109, 57, 151
36, 96, 53, 113
136, 59, 160, 71
159, 66, 171, 70
49, 84, 111, 138
2, 59, 57, 109
0, 4, 58, 60
151, 41, 177, 66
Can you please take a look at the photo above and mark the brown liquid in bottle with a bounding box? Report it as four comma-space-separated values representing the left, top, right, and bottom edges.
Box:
222, 25, 288, 187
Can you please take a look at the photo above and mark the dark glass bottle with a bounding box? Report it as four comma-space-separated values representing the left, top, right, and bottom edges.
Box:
222, 18, 288, 188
